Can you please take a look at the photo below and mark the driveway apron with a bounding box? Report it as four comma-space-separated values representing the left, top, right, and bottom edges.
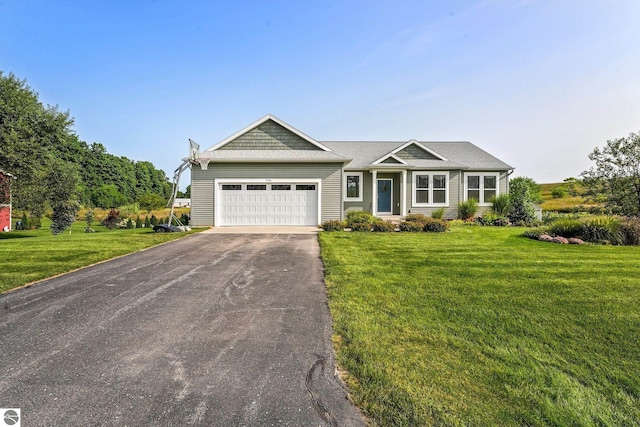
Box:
0, 233, 365, 426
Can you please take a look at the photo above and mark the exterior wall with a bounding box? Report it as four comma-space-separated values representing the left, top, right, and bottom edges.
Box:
218, 121, 321, 151
191, 162, 343, 226
190, 179, 214, 226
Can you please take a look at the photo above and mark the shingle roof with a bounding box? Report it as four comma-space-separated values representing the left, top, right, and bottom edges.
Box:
198, 149, 350, 163
322, 141, 513, 170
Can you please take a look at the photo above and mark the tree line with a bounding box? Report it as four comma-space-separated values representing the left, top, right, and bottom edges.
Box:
0, 71, 174, 230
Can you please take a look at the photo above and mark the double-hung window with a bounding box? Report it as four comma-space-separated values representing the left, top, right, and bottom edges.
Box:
412, 172, 449, 207
465, 173, 499, 205
344, 172, 363, 202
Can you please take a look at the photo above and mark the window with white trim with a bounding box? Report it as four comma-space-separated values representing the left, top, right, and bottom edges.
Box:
465, 173, 500, 205
412, 171, 449, 207
344, 172, 363, 201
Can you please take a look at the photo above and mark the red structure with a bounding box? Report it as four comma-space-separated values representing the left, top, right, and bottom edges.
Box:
0, 170, 15, 232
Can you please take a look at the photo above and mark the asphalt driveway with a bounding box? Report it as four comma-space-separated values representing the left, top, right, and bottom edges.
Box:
0, 232, 365, 426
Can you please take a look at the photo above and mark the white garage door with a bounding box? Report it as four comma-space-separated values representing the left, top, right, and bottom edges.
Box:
218, 183, 319, 226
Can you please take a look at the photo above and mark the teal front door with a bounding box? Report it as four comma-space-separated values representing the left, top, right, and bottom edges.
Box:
377, 179, 393, 214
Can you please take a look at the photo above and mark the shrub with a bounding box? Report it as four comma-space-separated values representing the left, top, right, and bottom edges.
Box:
431, 208, 445, 219
621, 217, 640, 245
126, 218, 135, 229
580, 216, 624, 245
135, 216, 143, 228
20, 212, 30, 230
345, 211, 375, 228
103, 208, 121, 230
350, 222, 372, 232
551, 187, 567, 198
507, 178, 537, 225
144, 216, 151, 228
405, 213, 429, 224
150, 215, 158, 226
523, 228, 547, 240
322, 220, 345, 231
180, 213, 190, 225
372, 221, 396, 232
547, 218, 583, 238
490, 194, 511, 217
85, 209, 95, 233
422, 218, 449, 232
458, 199, 478, 220
50, 202, 79, 235
492, 217, 509, 226
399, 221, 423, 232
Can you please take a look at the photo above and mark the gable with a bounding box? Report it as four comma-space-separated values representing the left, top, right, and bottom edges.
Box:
217, 120, 323, 151
395, 143, 441, 160
380, 156, 404, 164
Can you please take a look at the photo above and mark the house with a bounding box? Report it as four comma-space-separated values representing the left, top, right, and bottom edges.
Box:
173, 198, 191, 208
0, 170, 15, 232
189, 115, 513, 227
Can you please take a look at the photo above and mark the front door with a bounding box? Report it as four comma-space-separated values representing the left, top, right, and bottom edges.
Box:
377, 179, 393, 214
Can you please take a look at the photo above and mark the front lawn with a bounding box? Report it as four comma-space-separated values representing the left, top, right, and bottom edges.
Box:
319, 226, 640, 426
0, 219, 201, 293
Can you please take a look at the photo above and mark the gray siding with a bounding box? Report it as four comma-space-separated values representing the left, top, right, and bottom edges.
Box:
218, 121, 322, 151
190, 179, 214, 226
396, 144, 440, 160
191, 162, 342, 226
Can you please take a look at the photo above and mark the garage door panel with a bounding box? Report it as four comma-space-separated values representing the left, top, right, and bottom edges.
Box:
219, 182, 318, 226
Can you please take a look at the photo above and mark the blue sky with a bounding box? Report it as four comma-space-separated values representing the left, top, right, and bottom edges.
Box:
2, 1, 639, 185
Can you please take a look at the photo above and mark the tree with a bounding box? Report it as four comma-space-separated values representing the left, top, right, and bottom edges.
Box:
0, 72, 76, 217
137, 192, 166, 212
507, 177, 537, 225
582, 132, 640, 216
46, 158, 80, 234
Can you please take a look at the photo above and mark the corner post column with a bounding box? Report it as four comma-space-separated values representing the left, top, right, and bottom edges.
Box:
401, 169, 407, 217
371, 170, 378, 216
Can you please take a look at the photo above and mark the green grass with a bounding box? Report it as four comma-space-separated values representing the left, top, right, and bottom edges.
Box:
319, 226, 640, 426
0, 219, 201, 293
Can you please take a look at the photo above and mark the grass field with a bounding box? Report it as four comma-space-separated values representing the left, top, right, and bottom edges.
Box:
319, 226, 640, 426
0, 218, 200, 293
539, 182, 601, 212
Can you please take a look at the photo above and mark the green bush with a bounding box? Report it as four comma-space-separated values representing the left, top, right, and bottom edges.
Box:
350, 222, 372, 232
431, 208, 445, 219
345, 211, 375, 228
135, 216, 143, 228
371, 221, 396, 232
551, 187, 567, 198
405, 213, 429, 224
621, 217, 640, 245
490, 194, 511, 217
144, 216, 151, 228
547, 218, 583, 238
422, 218, 449, 232
150, 215, 158, 226
458, 199, 478, 220
322, 220, 345, 231
580, 216, 624, 245
399, 221, 423, 232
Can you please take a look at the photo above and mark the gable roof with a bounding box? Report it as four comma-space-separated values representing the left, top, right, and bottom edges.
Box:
322, 141, 512, 170
205, 114, 332, 152
191, 115, 513, 170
